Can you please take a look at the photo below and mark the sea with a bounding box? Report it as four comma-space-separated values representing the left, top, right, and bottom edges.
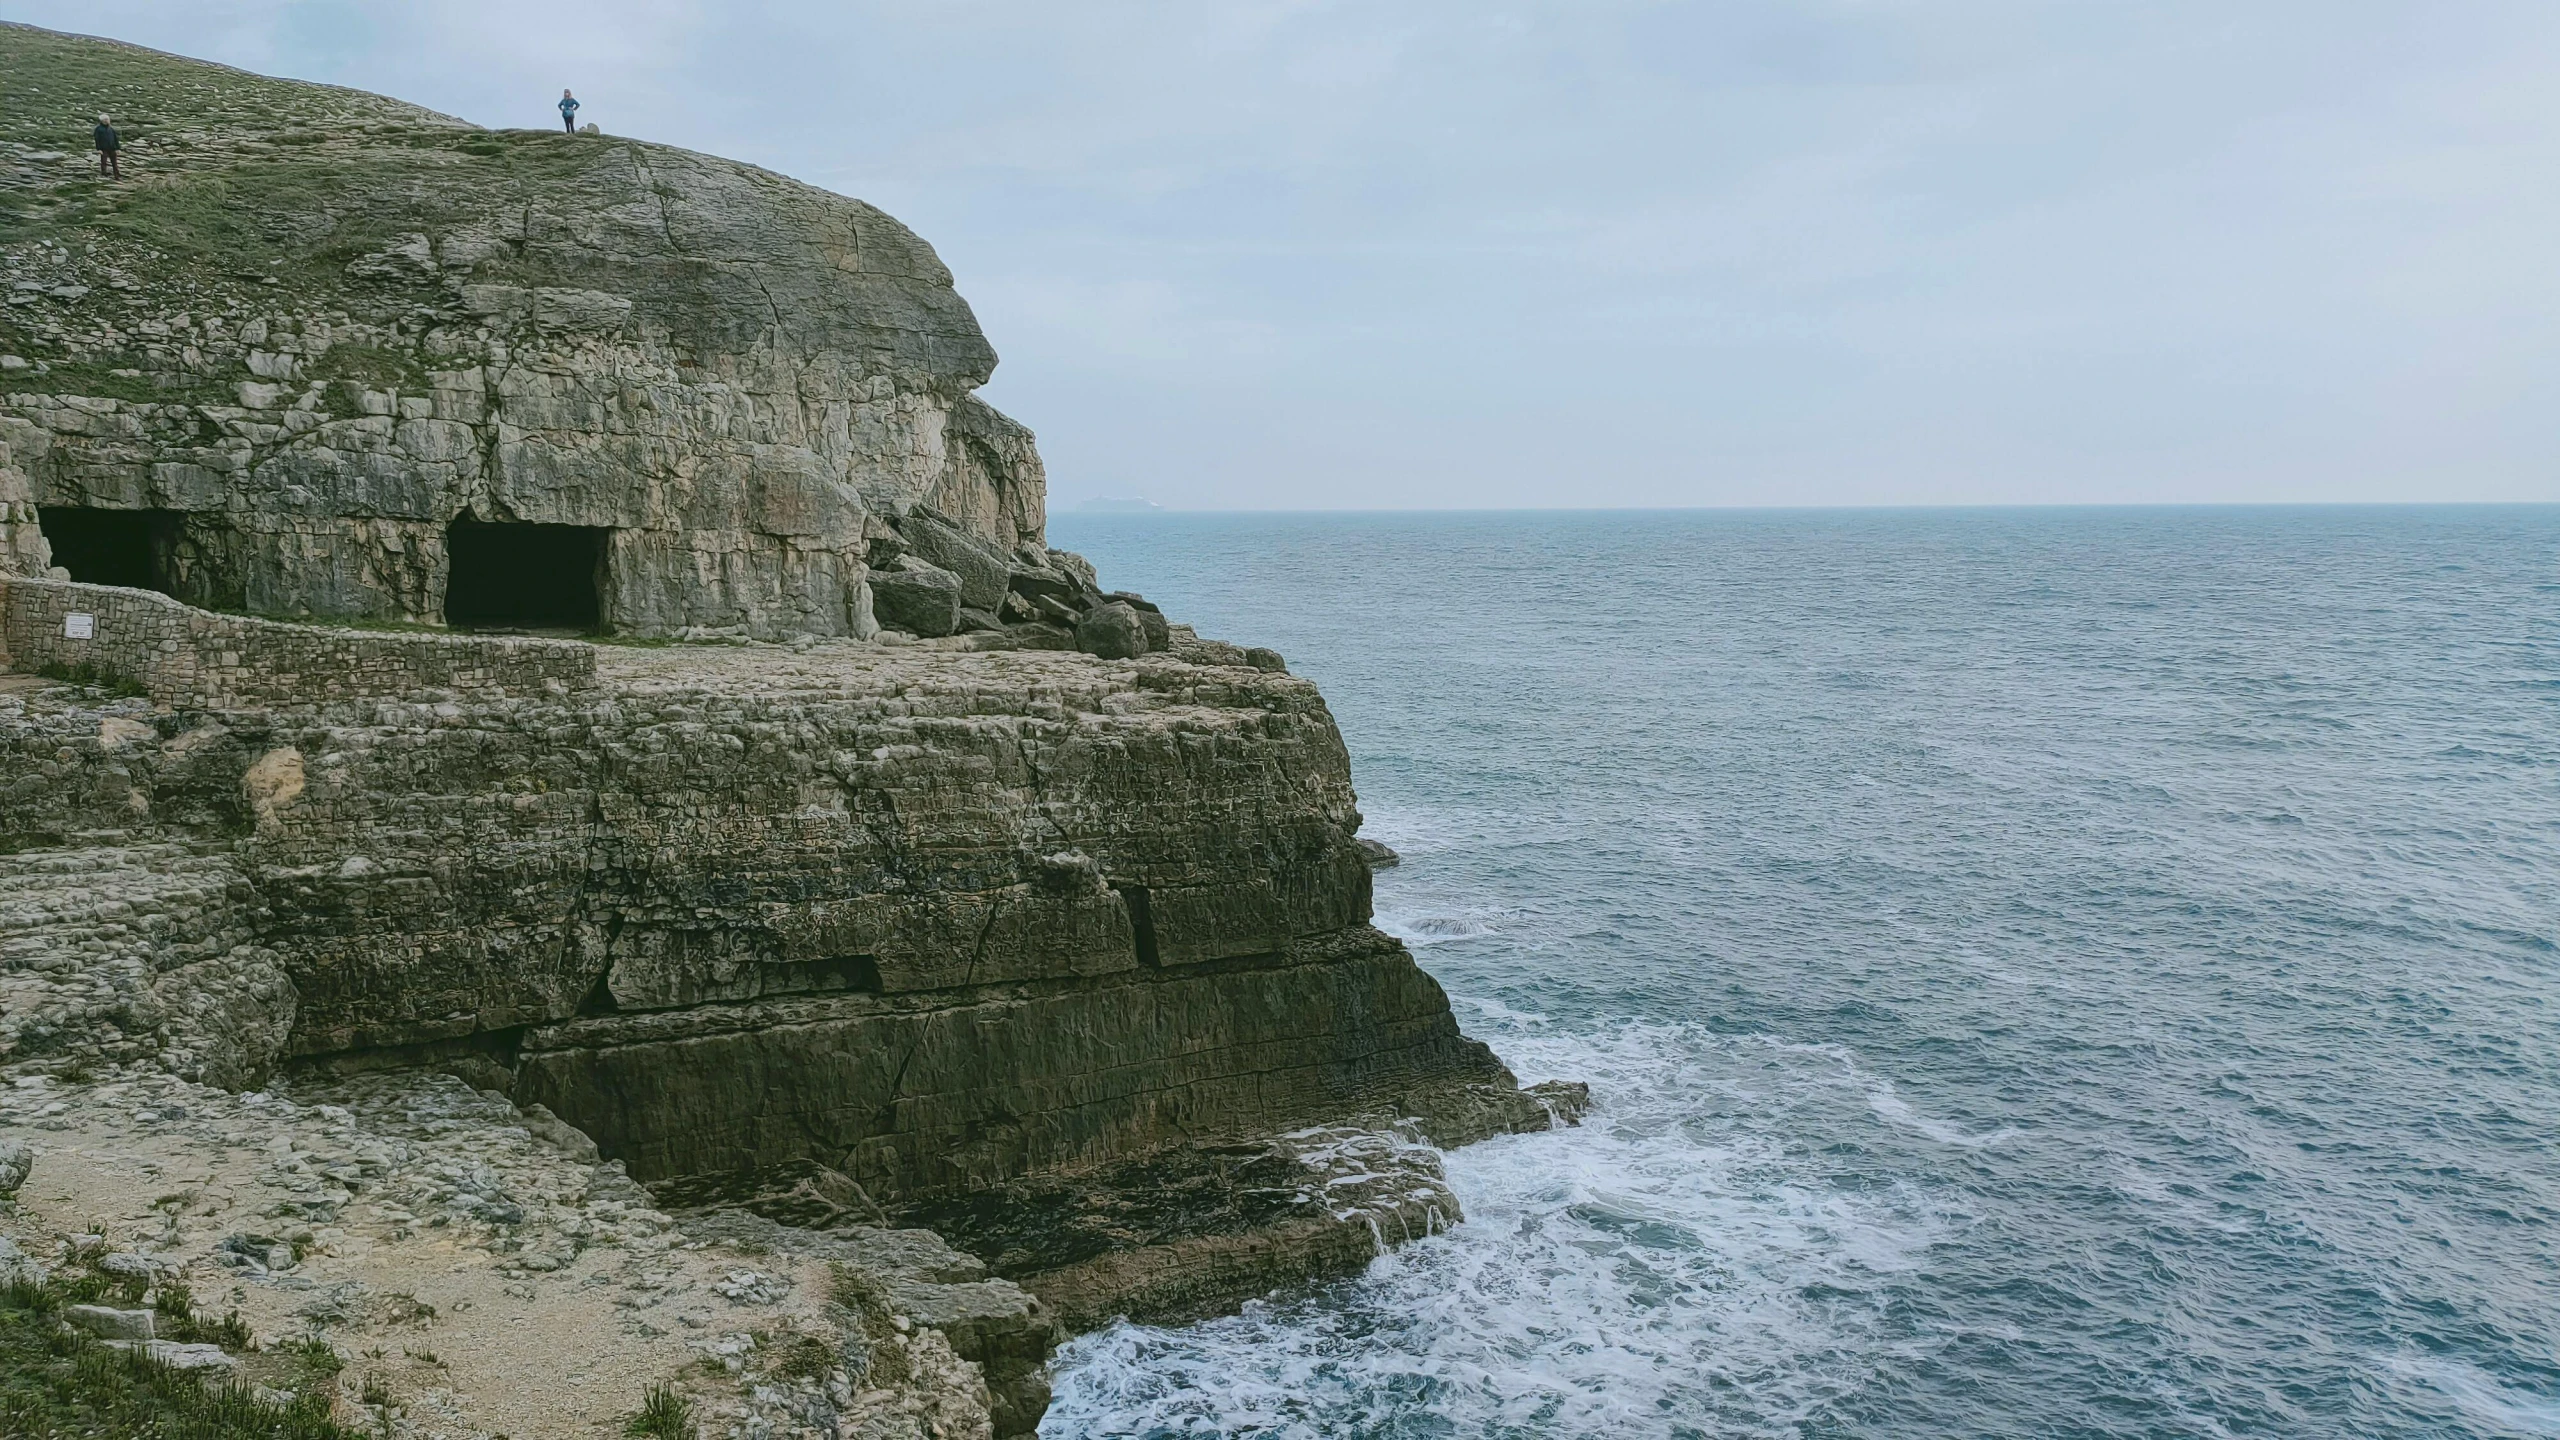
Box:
1035, 506, 2560, 1440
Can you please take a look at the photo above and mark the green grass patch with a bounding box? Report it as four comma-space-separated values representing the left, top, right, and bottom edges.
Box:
36, 661, 150, 699
311, 343, 429, 393
622, 1382, 693, 1439
2, 354, 232, 407
309, 342, 431, 418
0, 1272, 357, 1438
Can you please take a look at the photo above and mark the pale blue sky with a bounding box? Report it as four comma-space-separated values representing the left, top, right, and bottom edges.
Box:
16, 2, 2559, 509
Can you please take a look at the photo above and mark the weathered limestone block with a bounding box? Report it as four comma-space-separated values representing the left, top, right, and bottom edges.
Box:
0, 422, 52, 577
1075, 601, 1150, 659
216, 649, 1368, 1052
898, 507, 1015, 614
870, 559, 964, 637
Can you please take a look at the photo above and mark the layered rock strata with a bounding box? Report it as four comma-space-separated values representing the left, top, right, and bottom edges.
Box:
0, 617, 1581, 1431
1, 23, 1040, 637
0, 22, 1586, 1436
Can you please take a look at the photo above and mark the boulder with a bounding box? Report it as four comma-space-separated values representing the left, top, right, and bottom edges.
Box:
112, 1340, 238, 1371
520, 1103, 602, 1163
65, 1304, 156, 1341
1046, 549, 1101, 594
97, 1252, 166, 1281
1075, 602, 1150, 660
956, 606, 1006, 634
870, 561, 963, 638
0, 1137, 29, 1197
1008, 566, 1089, 611
1115, 602, 1170, 653
1245, 647, 1287, 673
900, 509, 1014, 613
0, 1235, 46, 1284
1355, 838, 1400, 869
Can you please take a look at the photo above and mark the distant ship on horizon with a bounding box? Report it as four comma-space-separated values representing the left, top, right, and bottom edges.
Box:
1075, 497, 1166, 514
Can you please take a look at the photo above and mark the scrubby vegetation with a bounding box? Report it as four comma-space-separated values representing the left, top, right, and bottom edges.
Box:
0, 1268, 355, 1438
622, 1381, 694, 1439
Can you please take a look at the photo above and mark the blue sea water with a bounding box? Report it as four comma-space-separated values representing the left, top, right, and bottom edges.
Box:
1036, 507, 2560, 1440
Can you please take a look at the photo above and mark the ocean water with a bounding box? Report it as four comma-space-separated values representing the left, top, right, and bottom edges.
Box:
1037, 507, 2560, 1440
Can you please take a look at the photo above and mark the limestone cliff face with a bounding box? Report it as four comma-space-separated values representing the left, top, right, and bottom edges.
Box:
0, 426, 48, 575
0, 29, 1583, 1426
2, 638, 1555, 1195
0, 24, 1042, 636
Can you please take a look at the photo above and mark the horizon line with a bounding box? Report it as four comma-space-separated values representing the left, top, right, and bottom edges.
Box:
1052, 499, 2560, 516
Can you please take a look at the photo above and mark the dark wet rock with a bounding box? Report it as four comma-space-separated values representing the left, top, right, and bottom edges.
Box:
1356, 837, 1401, 869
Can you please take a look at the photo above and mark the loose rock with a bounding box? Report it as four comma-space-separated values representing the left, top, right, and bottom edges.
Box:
1075, 601, 1150, 659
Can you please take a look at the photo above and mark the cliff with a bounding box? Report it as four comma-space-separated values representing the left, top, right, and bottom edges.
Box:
0, 25, 1580, 1439
0, 22, 1040, 638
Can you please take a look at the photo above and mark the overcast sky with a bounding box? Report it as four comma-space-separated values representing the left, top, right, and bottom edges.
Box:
16, 1, 2559, 509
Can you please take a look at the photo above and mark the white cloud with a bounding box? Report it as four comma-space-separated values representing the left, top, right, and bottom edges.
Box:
14, 0, 2560, 505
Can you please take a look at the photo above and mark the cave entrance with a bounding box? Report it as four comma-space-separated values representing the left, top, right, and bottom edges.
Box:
35, 506, 180, 595
443, 518, 607, 631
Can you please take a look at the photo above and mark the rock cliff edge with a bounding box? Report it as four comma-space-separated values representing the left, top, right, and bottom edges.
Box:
0, 24, 1581, 1439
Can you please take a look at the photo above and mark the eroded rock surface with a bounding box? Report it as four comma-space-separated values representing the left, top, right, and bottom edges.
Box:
0, 1067, 1022, 1438
0, 632, 1579, 1430
0, 21, 1586, 1434
0, 23, 1040, 637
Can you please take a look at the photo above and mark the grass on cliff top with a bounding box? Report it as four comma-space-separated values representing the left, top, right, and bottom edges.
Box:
1, 22, 608, 288
0, 1267, 356, 1438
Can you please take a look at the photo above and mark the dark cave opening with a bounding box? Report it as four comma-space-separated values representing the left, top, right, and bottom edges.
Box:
35, 506, 179, 595
443, 517, 607, 630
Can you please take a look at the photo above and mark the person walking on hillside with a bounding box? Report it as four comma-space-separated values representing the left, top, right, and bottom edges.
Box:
558, 89, 580, 134
93, 114, 120, 178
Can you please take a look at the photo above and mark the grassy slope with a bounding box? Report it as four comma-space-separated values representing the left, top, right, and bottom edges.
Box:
0, 23, 619, 394
0, 1265, 355, 1438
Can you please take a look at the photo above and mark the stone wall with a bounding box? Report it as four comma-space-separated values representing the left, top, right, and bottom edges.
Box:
0, 576, 593, 709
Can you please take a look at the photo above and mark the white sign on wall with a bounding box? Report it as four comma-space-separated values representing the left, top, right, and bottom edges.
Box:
63, 612, 94, 640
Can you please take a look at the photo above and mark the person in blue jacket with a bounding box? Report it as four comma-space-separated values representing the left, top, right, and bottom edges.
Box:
559, 89, 580, 134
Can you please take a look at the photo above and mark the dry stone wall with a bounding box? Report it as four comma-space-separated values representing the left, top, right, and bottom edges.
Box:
0, 576, 593, 708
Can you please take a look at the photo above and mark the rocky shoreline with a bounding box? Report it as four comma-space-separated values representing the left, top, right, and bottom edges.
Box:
0, 627, 1586, 1435
0, 22, 1583, 1436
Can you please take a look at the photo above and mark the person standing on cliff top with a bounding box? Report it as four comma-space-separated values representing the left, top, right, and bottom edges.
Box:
558, 89, 580, 134
93, 114, 120, 178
